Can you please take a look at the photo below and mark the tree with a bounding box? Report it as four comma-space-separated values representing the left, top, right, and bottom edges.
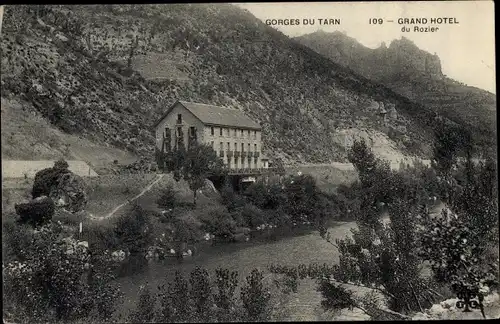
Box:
420, 154, 499, 316
347, 139, 392, 231
31, 159, 71, 199
153, 267, 271, 323
241, 269, 272, 321
3, 221, 121, 323
168, 143, 225, 205
431, 121, 471, 177
156, 184, 177, 210
114, 204, 154, 254
272, 157, 286, 176
348, 139, 378, 187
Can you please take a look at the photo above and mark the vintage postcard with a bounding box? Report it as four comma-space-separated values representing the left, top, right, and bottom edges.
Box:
1, 1, 497, 322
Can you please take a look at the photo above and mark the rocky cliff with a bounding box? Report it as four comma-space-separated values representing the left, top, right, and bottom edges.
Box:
1, 5, 451, 165
295, 31, 496, 152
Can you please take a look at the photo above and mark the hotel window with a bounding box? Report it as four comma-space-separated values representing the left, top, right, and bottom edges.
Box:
220, 127, 223, 136
234, 142, 237, 151
254, 144, 257, 151
241, 143, 244, 152
241, 129, 244, 137
211, 141, 214, 149
177, 114, 182, 123
254, 130, 257, 139
248, 130, 250, 137
227, 142, 230, 151
177, 127, 182, 136
220, 142, 223, 150
211, 127, 214, 136
247, 143, 250, 151
189, 126, 196, 136
164, 127, 170, 138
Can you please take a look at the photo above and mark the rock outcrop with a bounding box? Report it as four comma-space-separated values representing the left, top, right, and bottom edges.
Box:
49, 172, 88, 212
1, 5, 443, 164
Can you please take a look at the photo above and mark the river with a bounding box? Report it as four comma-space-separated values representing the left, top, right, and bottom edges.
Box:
114, 202, 443, 321
114, 219, 364, 321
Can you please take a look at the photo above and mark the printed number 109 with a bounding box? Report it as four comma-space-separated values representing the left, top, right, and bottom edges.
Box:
369, 18, 383, 24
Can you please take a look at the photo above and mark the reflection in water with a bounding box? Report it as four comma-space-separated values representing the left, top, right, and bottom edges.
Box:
114, 221, 355, 318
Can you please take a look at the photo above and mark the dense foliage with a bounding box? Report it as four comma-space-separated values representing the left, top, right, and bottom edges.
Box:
164, 144, 225, 204
156, 183, 178, 210
127, 267, 272, 323
3, 221, 121, 323
270, 138, 498, 319
420, 155, 499, 313
31, 159, 72, 199
15, 197, 56, 227
114, 204, 155, 254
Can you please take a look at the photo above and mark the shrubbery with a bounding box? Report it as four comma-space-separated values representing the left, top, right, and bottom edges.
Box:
419, 155, 499, 312
197, 205, 237, 240
14, 196, 55, 227
3, 221, 121, 323
270, 139, 498, 319
127, 266, 272, 323
238, 203, 268, 228
156, 183, 178, 210
31, 159, 71, 199
114, 204, 154, 254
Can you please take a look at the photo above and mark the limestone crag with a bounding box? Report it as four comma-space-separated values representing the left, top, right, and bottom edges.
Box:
49, 172, 88, 212
1, 5, 442, 164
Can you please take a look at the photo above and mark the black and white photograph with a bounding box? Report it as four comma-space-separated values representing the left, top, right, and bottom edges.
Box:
1, 1, 498, 322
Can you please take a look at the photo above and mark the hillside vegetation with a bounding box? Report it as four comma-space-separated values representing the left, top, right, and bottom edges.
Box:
295, 31, 496, 152
1, 4, 459, 164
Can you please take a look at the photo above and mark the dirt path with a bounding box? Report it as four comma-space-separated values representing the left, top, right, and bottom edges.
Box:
91, 174, 165, 220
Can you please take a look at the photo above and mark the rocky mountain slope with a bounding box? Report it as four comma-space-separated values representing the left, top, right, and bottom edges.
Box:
1, 5, 455, 165
294, 31, 496, 151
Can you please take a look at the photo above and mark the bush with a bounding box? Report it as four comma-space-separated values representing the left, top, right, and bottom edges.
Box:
239, 203, 267, 228
114, 204, 154, 254
282, 174, 329, 224
82, 219, 120, 253
243, 182, 269, 208
151, 267, 271, 323
2, 217, 33, 262
197, 205, 236, 239
156, 184, 177, 210
171, 210, 204, 245
14, 197, 55, 227
245, 180, 286, 211
3, 221, 121, 323
220, 182, 246, 211
31, 160, 71, 199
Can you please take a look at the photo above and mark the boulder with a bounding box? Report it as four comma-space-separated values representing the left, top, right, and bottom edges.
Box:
387, 104, 398, 119
49, 172, 88, 213
202, 179, 218, 194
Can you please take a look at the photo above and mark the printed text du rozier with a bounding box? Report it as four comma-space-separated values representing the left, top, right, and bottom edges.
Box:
379, 17, 460, 33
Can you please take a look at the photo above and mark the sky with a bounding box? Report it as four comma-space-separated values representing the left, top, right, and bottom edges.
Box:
236, 1, 496, 93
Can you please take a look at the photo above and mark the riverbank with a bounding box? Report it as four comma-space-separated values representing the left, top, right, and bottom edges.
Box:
112, 218, 360, 320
